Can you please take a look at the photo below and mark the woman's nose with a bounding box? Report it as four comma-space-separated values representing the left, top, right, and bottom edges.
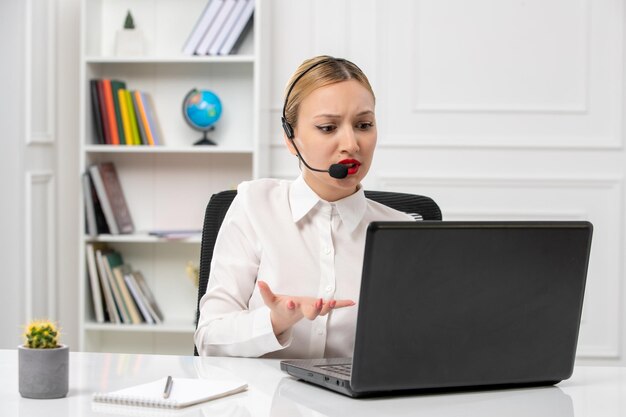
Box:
339, 127, 359, 154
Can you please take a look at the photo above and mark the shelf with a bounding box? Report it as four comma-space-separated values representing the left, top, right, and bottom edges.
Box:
85, 55, 256, 64
85, 233, 202, 244
84, 145, 254, 154
84, 320, 196, 334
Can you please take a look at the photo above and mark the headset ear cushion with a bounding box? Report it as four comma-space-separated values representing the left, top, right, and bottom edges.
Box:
281, 117, 294, 139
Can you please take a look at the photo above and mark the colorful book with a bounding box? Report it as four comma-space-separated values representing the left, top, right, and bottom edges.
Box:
113, 265, 143, 324
117, 89, 133, 146
132, 271, 164, 322
95, 248, 121, 324
89, 162, 134, 235
97, 81, 112, 144
134, 91, 155, 146
142, 92, 163, 146
110, 80, 128, 145
102, 80, 120, 145
102, 251, 129, 324
124, 90, 142, 145
219, 0, 254, 55
89, 79, 105, 144
130, 91, 148, 145
124, 272, 155, 324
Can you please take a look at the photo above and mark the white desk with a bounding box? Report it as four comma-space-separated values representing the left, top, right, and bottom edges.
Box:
1, 349, 625, 416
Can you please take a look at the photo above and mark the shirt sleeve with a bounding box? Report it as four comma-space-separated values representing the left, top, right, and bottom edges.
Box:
194, 185, 293, 357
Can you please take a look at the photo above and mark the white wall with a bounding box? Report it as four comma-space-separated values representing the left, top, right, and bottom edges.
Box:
262, 0, 626, 365
2, 0, 623, 364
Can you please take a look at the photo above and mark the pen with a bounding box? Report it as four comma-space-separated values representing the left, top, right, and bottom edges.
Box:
163, 375, 173, 399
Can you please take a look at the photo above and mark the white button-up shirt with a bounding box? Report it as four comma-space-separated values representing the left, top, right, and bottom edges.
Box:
194, 176, 413, 358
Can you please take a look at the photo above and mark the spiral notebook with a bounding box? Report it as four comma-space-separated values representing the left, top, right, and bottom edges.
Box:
92, 377, 248, 409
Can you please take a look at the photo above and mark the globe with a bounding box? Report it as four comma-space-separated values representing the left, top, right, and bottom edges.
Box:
182, 89, 222, 145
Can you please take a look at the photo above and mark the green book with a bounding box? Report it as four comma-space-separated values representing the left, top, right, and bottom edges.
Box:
110, 80, 127, 145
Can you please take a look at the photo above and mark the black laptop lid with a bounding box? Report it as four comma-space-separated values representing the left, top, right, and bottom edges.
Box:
351, 221, 592, 393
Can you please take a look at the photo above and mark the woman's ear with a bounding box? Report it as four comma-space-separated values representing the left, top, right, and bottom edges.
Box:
283, 134, 298, 156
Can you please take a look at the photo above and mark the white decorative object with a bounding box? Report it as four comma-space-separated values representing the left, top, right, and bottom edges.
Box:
115, 11, 144, 56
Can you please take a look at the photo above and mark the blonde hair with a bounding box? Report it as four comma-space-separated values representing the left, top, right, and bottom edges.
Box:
283, 56, 375, 129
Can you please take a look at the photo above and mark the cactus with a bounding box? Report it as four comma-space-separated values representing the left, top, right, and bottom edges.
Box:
23, 320, 60, 349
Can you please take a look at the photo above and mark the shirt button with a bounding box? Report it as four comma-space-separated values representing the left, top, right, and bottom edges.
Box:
325, 285, 333, 293
317, 328, 324, 335
323, 246, 331, 254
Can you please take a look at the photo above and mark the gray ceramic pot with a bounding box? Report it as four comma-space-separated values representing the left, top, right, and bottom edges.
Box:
18, 344, 69, 399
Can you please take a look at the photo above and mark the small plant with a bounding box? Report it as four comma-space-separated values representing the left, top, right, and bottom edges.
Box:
124, 10, 135, 29
23, 320, 60, 349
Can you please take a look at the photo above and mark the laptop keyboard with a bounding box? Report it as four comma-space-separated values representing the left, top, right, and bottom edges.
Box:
317, 364, 352, 377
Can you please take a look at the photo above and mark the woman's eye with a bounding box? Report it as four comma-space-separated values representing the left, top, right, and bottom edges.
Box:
357, 122, 374, 130
317, 125, 336, 133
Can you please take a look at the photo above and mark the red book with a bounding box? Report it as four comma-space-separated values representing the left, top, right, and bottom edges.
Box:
97, 81, 112, 144
102, 80, 120, 145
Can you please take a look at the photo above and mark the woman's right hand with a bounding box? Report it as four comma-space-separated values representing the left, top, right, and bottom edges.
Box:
257, 280, 356, 336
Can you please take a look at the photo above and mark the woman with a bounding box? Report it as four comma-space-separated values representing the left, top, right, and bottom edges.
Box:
194, 56, 413, 358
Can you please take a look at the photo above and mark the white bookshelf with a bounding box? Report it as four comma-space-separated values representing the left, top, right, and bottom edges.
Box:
78, 0, 267, 355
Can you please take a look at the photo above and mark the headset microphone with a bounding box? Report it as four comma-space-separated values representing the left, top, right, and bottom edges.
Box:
281, 121, 349, 179
281, 58, 350, 180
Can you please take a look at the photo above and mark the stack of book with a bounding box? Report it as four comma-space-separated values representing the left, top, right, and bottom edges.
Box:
86, 244, 165, 325
82, 162, 134, 236
183, 0, 255, 56
90, 79, 163, 146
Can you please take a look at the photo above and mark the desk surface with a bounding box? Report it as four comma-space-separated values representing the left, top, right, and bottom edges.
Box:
1, 349, 625, 416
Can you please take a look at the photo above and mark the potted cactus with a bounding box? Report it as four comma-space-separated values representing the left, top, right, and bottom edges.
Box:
18, 320, 69, 399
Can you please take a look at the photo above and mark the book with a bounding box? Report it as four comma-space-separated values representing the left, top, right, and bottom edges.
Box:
102, 251, 130, 324
134, 91, 155, 146
92, 377, 248, 409
110, 80, 128, 145
86, 170, 111, 235
218, 0, 254, 55
208, 0, 247, 55
131, 91, 148, 145
96, 80, 112, 144
102, 80, 121, 145
118, 89, 133, 146
89, 79, 105, 144
113, 264, 144, 324
132, 271, 165, 322
196, 0, 236, 55
124, 90, 142, 145
89, 162, 135, 235
124, 272, 156, 324
142, 92, 164, 146
182, 0, 222, 55
85, 243, 106, 323
82, 173, 98, 237
95, 248, 121, 324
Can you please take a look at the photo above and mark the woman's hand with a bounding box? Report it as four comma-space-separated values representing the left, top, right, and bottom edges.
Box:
257, 280, 356, 336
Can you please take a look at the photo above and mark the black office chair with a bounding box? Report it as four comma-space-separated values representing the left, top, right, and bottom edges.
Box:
193, 189, 442, 355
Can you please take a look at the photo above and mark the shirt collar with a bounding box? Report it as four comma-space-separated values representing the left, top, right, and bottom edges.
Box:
289, 175, 367, 233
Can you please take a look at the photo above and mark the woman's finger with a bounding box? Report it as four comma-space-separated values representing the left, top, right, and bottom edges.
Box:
257, 280, 277, 306
332, 299, 356, 309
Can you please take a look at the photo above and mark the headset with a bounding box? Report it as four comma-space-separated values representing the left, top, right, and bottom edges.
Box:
281, 57, 357, 179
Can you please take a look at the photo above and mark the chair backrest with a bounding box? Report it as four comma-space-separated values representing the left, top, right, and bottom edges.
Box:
193, 189, 441, 355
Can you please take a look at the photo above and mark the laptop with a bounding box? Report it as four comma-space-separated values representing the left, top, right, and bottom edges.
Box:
280, 221, 593, 397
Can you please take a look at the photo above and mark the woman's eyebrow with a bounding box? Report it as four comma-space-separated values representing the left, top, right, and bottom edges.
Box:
313, 110, 374, 119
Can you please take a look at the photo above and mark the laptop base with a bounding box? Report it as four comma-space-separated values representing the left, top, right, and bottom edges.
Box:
281, 358, 562, 398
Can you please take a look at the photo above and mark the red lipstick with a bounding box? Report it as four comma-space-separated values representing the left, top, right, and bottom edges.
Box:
338, 159, 361, 175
